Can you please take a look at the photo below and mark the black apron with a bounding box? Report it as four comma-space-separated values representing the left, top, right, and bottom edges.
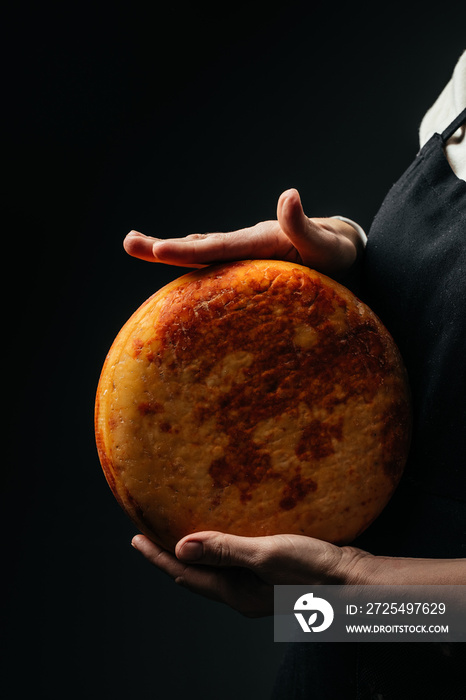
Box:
272, 110, 466, 699
356, 107, 466, 560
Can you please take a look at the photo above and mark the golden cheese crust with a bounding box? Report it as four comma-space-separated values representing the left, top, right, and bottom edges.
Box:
95, 260, 411, 551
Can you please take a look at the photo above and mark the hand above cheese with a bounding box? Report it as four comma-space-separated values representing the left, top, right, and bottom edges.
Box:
124, 188, 362, 275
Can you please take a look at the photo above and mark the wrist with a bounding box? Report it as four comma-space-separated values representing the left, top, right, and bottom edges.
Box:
336, 548, 466, 585
334, 546, 379, 585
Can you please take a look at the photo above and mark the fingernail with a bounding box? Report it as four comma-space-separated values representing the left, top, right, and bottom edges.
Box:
178, 540, 203, 561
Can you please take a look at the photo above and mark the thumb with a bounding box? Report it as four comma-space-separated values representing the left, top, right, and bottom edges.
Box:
175, 531, 269, 569
277, 188, 310, 237
277, 188, 327, 251
277, 188, 352, 272
175, 531, 346, 585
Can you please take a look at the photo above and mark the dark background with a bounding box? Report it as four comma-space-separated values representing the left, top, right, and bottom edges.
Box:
4, 2, 465, 698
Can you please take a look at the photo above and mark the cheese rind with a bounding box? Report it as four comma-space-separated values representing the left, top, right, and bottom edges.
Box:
95, 260, 411, 551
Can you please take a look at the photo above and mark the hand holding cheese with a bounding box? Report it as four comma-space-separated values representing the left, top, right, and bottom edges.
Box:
124, 188, 362, 274
95, 187, 466, 610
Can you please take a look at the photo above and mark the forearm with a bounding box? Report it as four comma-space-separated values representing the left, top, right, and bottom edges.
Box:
342, 548, 466, 585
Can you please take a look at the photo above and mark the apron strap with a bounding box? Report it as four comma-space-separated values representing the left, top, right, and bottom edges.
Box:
441, 108, 466, 143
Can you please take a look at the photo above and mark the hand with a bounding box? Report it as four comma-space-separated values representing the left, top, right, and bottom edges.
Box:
131, 531, 466, 617
123, 188, 362, 275
131, 531, 369, 617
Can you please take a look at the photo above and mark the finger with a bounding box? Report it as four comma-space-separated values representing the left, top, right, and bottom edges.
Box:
131, 534, 270, 613
124, 230, 210, 268
173, 537, 273, 615
124, 222, 285, 268
123, 230, 163, 263
277, 189, 356, 272
176, 565, 273, 617
149, 224, 283, 267
131, 535, 214, 589
131, 534, 187, 577
277, 189, 331, 260
175, 530, 274, 570
277, 188, 309, 239
152, 232, 237, 266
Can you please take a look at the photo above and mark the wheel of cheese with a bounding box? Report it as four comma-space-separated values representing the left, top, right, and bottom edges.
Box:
95, 260, 411, 551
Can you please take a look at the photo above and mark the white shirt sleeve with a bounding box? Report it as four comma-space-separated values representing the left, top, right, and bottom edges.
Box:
419, 50, 466, 182
330, 216, 368, 246
331, 51, 466, 242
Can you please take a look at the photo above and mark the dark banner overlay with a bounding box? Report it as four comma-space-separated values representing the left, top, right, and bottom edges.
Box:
274, 585, 466, 643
